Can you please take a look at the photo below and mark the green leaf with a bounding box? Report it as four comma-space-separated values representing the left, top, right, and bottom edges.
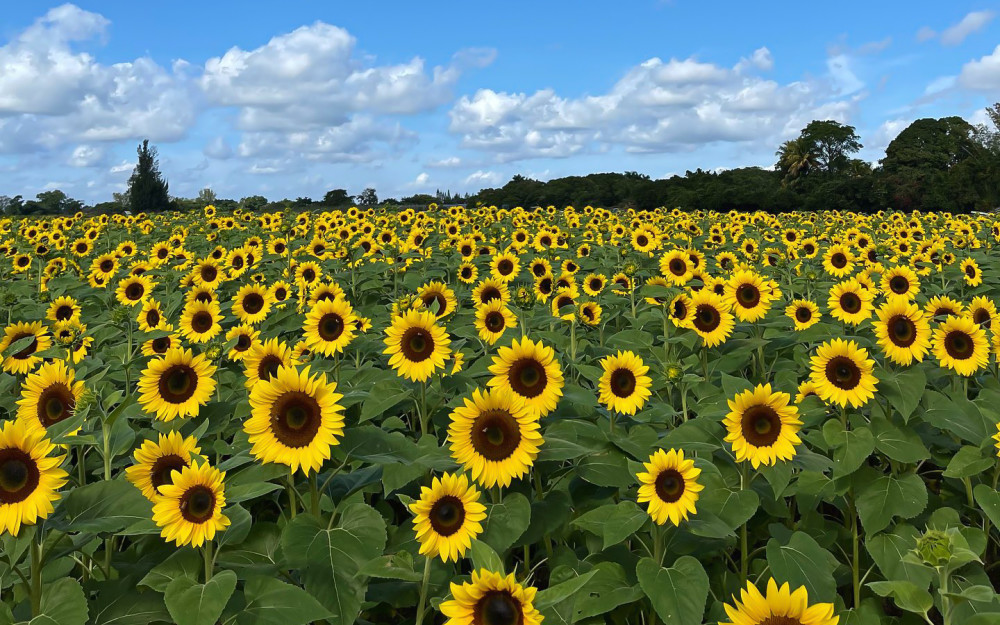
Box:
357, 553, 423, 582
765, 532, 839, 603
571, 501, 649, 550
868, 580, 933, 615
870, 417, 929, 463
877, 365, 925, 422
866, 525, 934, 587
577, 449, 632, 487
164, 570, 237, 625
636, 556, 709, 625
359, 378, 410, 423
58, 479, 152, 533
236, 576, 331, 625
28, 578, 88, 625
534, 570, 597, 611
480, 492, 531, 553
822, 420, 874, 479
699, 486, 759, 532
974, 485, 1000, 529
469, 539, 504, 573
138, 549, 202, 592
88, 581, 171, 625
943, 446, 994, 479
856, 472, 928, 535
572, 562, 645, 621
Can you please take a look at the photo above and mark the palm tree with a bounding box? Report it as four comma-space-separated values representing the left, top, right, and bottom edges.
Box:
775, 138, 817, 187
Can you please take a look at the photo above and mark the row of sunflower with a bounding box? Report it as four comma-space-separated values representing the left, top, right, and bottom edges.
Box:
0, 204, 998, 625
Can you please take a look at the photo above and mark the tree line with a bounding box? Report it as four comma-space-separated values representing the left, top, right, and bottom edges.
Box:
3, 103, 999, 215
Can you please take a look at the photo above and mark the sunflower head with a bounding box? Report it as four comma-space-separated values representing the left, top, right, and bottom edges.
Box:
636, 448, 703, 526
598, 350, 652, 416
440, 570, 542, 625
725, 384, 802, 468
809, 339, 878, 408
0, 420, 68, 536
384, 309, 452, 382
721, 578, 838, 625
138, 348, 217, 421
152, 461, 229, 547
487, 337, 564, 419
410, 472, 487, 562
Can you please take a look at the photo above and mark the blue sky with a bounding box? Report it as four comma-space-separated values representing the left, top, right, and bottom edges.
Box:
1, 1, 998, 203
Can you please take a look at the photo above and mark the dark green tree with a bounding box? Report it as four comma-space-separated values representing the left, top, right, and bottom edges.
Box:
127, 140, 170, 213
239, 195, 268, 211
357, 188, 378, 206
322, 189, 352, 206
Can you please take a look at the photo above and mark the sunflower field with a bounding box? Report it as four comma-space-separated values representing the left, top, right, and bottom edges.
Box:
1, 205, 1000, 625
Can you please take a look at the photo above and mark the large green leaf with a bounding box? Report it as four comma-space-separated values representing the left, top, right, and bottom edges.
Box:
235, 577, 330, 625
822, 420, 874, 479
636, 556, 709, 625
22, 578, 89, 625
866, 525, 934, 587
870, 416, 929, 463
57, 479, 152, 533
572, 562, 644, 621
164, 570, 237, 625
765, 531, 839, 603
480, 492, 531, 553
856, 472, 928, 535
571, 501, 648, 550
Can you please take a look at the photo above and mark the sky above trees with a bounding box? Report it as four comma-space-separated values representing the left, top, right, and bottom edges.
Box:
0, 1, 998, 203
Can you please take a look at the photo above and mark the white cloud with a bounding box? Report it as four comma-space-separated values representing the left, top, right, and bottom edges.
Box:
203, 136, 233, 159
958, 44, 1000, 91
109, 161, 132, 174
68, 144, 105, 167
941, 10, 995, 46
916, 26, 937, 42
427, 156, 464, 168
735, 47, 774, 73
449, 50, 858, 162
414, 172, 430, 185
237, 115, 415, 164
464, 170, 502, 186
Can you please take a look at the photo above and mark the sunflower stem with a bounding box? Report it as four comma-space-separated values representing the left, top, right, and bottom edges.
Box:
309, 471, 320, 517
848, 487, 860, 609
29, 534, 42, 618
203, 540, 214, 583
739, 462, 750, 586
287, 475, 297, 519
414, 556, 433, 625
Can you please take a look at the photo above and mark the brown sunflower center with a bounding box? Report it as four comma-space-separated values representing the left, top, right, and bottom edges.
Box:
966, 265, 976, 278
151, 337, 171, 354
100, 259, 114, 272
839, 292, 861, 314
830, 252, 847, 268
0, 449, 39, 504
146, 309, 161, 327
671, 299, 688, 320
485, 311, 506, 332
508, 358, 547, 398
201, 265, 218, 282
795, 306, 812, 323
476, 591, 523, 625
235, 334, 252, 351
480, 286, 502, 303
741, 405, 782, 447
610, 368, 637, 398
497, 259, 514, 275
888, 315, 917, 347
758, 617, 804, 625
654, 469, 685, 503
55, 305, 74, 320
401, 327, 435, 362
693, 305, 721, 333
429, 495, 466, 536
668, 258, 686, 276
471, 409, 521, 461
243, 293, 265, 314
258, 355, 283, 382
974, 309, 991, 325
37, 383, 74, 427
191, 311, 214, 333
318, 313, 345, 341
180, 485, 216, 523
581, 305, 596, 321
461, 267, 474, 279
274, 287, 288, 301
825, 356, 861, 390
231, 256, 244, 270
159, 365, 198, 404
944, 330, 975, 360
10, 332, 39, 360
736, 284, 760, 308
270, 391, 322, 448
150, 454, 188, 490
588, 278, 602, 291
125, 282, 145, 300
302, 268, 316, 282
422, 293, 448, 315
889, 276, 908, 294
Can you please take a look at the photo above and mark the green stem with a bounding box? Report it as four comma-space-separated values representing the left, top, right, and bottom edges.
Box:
203, 541, 214, 583
739, 462, 750, 585
309, 471, 320, 517
851, 491, 860, 609
287, 475, 297, 519
414, 556, 433, 625
30, 536, 42, 618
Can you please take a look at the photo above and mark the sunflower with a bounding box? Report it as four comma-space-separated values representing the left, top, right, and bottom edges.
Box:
226, 324, 259, 361
795, 379, 822, 404
685, 290, 734, 347
384, 309, 452, 382
245, 365, 345, 475
448, 388, 543, 489
303, 297, 357, 356
823, 244, 854, 277
125, 431, 202, 501
0, 420, 68, 536
137, 298, 168, 332
46, 296, 81, 324
115, 275, 154, 306
243, 338, 294, 387
0, 321, 52, 375
636, 448, 702, 526
578, 301, 602, 326
475, 300, 517, 346
873, 298, 931, 366
141, 327, 179, 357
968, 296, 997, 328
473, 278, 511, 306
152, 461, 229, 547
16, 360, 84, 434
785, 299, 820, 331
490, 252, 520, 282
933, 315, 989, 376
270, 280, 292, 307
138, 348, 217, 421
417, 281, 458, 318
660, 249, 693, 285
295, 260, 322, 286
809, 339, 878, 408
487, 337, 564, 419
611, 272, 632, 294
961, 258, 983, 287
925, 295, 964, 321
179, 300, 222, 343
724, 384, 802, 468
232, 283, 273, 324
458, 262, 478, 284
409, 472, 486, 562
440, 570, 542, 625
725, 270, 775, 322
665, 293, 691, 328
722, 579, 838, 625
582, 273, 606, 296
827, 279, 874, 326
880, 265, 919, 300
598, 350, 652, 415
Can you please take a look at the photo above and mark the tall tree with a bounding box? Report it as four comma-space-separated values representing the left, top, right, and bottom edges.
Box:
127, 140, 170, 213
197, 188, 217, 205
776, 137, 818, 186
322, 189, 352, 206
357, 188, 378, 206
800, 120, 862, 172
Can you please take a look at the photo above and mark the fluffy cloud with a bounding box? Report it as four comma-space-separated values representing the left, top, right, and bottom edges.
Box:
68, 145, 106, 167
236, 116, 415, 165
0, 5, 197, 153
918, 10, 995, 46
959, 45, 1000, 91
449, 48, 857, 162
